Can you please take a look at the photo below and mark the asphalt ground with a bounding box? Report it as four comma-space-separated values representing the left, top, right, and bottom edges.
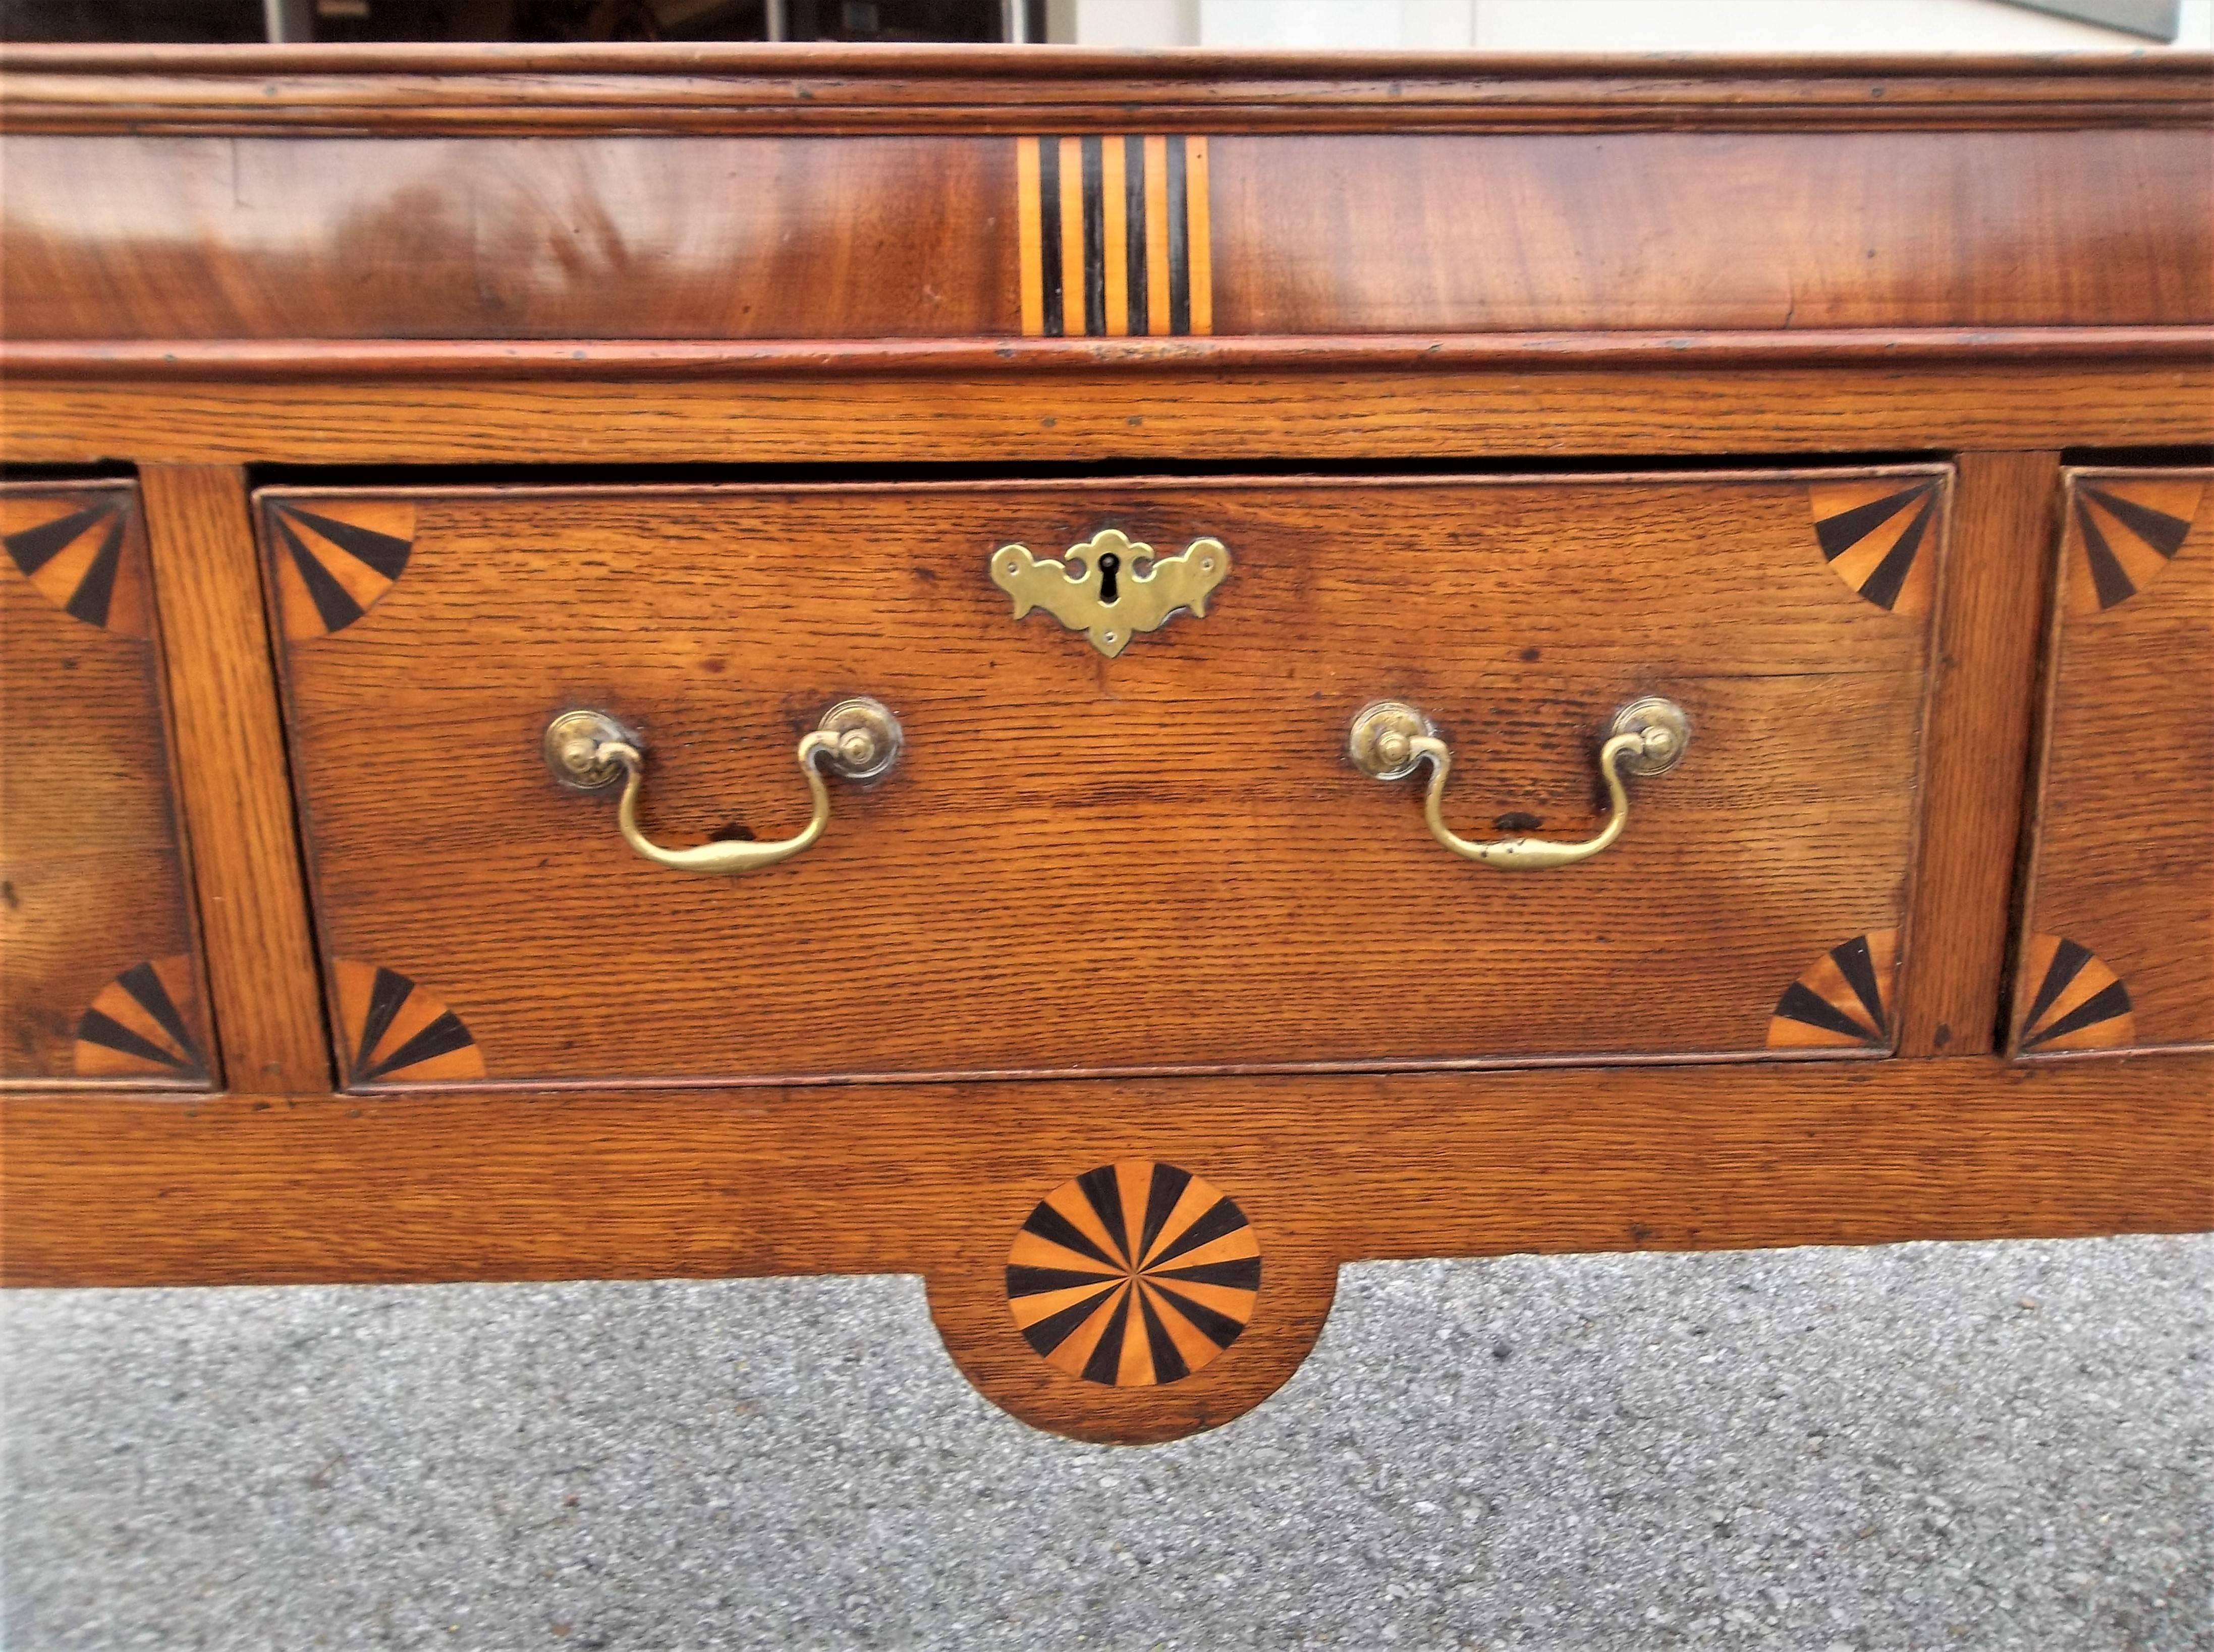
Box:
5, 1233, 2207, 1650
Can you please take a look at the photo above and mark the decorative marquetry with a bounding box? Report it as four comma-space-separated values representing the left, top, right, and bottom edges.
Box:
73, 956, 208, 1083
263, 498, 416, 640
2014, 935, 2136, 1054
1807, 478, 1941, 615
1007, 1161, 1260, 1387
1016, 134, 1210, 339
1766, 930, 1898, 1051
1, 491, 149, 636
2063, 477, 2204, 614
333, 959, 484, 1086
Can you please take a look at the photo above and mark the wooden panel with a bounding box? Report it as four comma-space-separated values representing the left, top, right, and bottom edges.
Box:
0, 481, 212, 1087
140, 467, 330, 1093
3, 125, 2204, 340
6, 363, 2204, 469
1894, 451, 2059, 1057
3, 1054, 2206, 1439
2017, 468, 2213, 1055
265, 471, 1936, 1086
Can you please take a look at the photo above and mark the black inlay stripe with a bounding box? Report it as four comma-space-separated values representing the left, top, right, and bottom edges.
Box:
1149, 1279, 1248, 1350
353, 966, 414, 1078
64, 514, 126, 628
1123, 133, 1148, 335
284, 506, 412, 579
116, 960, 197, 1062
2083, 487, 2192, 559
278, 517, 366, 635
1136, 1285, 1190, 1385
1074, 1164, 1131, 1267
2076, 502, 2138, 610
4, 502, 111, 577
1019, 1282, 1118, 1356
1080, 1286, 1133, 1384
76, 1007, 193, 1070
1021, 1200, 1119, 1272
1007, 1263, 1119, 1298
1814, 484, 1929, 561
1079, 134, 1105, 337
1139, 1162, 1192, 1267
1036, 135, 1063, 338
1829, 935, 1890, 1038
2025, 979, 2133, 1048
2022, 938, 2093, 1037
364, 1009, 473, 1079
1151, 1255, 1262, 1291
1855, 496, 1932, 611
1146, 1195, 1248, 1271
1165, 134, 1191, 335
1773, 981, 1879, 1043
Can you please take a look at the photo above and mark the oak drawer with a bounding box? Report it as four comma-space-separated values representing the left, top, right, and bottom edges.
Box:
1, 481, 212, 1087
2015, 467, 2212, 1057
262, 470, 1942, 1088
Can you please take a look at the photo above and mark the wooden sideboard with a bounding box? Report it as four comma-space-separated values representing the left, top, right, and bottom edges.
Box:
2, 47, 2208, 1444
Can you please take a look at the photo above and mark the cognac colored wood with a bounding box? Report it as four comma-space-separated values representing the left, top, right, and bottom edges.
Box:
3, 129, 2204, 341
138, 467, 330, 1094
4, 364, 2206, 469
3, 1055, 2205, 1440
1894, 451, 2059, 1058
2017, 469, 2213, 1055
266, 472, 1933, 1085
0, 481, 212, 1087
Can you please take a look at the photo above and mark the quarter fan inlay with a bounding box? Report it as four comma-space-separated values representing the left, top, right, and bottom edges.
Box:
74, 956, 209, 1083
265, 499, 417, 639
1007, 1160, 1259, 1387
1807, 479, 1940, 615
2015, 935, 2135, 1054
1767, 930, 1898, 1051
2064, 478, 2202, 614
333, 958, 485, 1085
2, 492, 149, 636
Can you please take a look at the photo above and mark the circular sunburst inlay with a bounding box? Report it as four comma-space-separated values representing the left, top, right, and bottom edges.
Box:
1006, 1160, 1260, 1387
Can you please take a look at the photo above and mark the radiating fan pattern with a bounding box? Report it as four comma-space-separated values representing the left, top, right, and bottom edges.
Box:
2065, 478, 2203, 614
1767, 929, 1898, 1050
73, 955, 209, 1083
1807, 478, 1941, 615
265, 499, 417, 639
2015, 935, 2135, 1054
1007, 1160, 1259, 1387
2, 491, 149, 636
334, 958, 485, 1084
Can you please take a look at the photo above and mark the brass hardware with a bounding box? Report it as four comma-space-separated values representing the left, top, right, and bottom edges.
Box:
542, 698, 901, 874
1349, 696, 1689, 871
990, 528, 1229, 657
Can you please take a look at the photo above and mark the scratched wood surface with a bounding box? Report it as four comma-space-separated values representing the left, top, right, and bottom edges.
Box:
3, 1054, 2205, 1439
2016, 468, 2213, 1055
0, 481, 211, 1087
267, 470, 1938, 1086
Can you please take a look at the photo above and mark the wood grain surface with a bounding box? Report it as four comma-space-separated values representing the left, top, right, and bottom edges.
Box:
140, 468, 330, 1093
266, 471, 1936, 1085
0, 481, 211, 1086
5, 364, 2207, 471
2018, 468, 2213, 1054
3, 127, 2204, 341
4, 1053, 2205, 1439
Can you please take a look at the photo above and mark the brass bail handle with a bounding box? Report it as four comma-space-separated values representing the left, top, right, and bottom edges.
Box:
542, 698, 902, 874
1348, 696, 1690, 871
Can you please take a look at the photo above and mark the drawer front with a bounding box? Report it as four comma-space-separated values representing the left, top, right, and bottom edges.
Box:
1, 481, 212, 1087
2016, 468, 2212, 1057
264, 470, 1940, 1087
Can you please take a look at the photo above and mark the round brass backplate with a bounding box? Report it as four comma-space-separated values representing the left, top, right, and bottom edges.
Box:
1610, 696, 1692, 776
542, 709, 633, 791
1347, 700, 1435, 781
816, 697, 903, 782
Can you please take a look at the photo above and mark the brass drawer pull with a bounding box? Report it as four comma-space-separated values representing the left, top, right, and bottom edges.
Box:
1348, 696, 1689, 871
542, 699, 901, 874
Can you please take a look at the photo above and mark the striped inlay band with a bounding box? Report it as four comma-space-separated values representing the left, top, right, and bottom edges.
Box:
1017, 135, 1211, 338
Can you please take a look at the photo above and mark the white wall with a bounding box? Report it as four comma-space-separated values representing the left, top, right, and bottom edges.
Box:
1060, 0, 2213, 49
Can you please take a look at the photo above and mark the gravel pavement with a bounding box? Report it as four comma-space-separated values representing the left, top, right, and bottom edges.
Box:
5, 1234, 2208, 1650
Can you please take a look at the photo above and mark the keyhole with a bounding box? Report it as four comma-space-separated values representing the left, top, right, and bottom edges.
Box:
1096, 551, 1120, 604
